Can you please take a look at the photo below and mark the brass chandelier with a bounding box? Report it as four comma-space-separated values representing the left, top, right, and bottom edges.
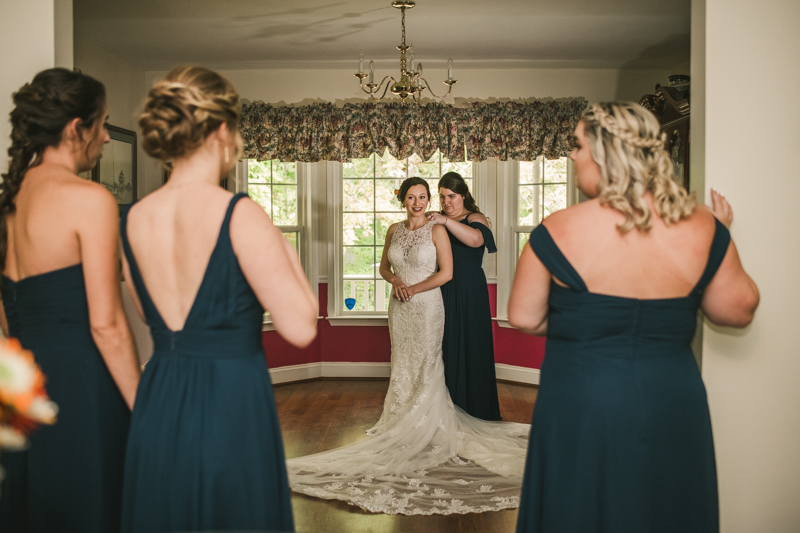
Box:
354, 0, 456, 102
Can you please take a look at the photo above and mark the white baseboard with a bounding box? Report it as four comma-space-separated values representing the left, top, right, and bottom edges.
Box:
269, 362, 539, 386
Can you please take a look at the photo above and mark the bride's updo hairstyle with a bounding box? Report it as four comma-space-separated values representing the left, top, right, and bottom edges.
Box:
581, 102, 695, 233
139, 66, 240, 163
396, 176, 431, 205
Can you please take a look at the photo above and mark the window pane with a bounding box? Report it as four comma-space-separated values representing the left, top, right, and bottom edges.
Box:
283, 231, 299, 252
248, 160, 271, 184
518, 185, 538, 226
519, 160, 539, 185
272, 185, 297, 225
543, 158, 567, 184
273, 161, 296, 184
343, 246, 375, 276
343, 213, 375, 246
375, 179, 404, 212
408, 152, 440, 178
542, 184, 567, 220
343, 279, 373, 312
343, 179, 374, 212
376, 149, 406, 178
248, 184, 272, 215
343, 155, 374, 178
376, 212, 404, 245
441, 157, 472, 178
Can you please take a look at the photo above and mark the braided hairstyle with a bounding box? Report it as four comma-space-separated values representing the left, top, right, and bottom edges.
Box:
0, 68, 107, 271
437, 171, 482, 215
581, 102, 695, 233
139, 66, 240, 165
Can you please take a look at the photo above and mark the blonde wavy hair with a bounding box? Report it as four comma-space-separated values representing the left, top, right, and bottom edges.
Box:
139, 66, 240, 163
581, 102, 695, 233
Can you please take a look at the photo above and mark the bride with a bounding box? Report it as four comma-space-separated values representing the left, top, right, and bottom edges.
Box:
287, 177, 530, 515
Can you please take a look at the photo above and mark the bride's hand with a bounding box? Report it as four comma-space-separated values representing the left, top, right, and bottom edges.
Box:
425, 212, 448, 226
391, 278, 410, 302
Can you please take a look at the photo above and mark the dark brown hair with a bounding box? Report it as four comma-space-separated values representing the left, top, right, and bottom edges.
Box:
139, 66, 240, 163
396, 176, 431, 205
437, 171, 481, 214
1, 68, 106, 271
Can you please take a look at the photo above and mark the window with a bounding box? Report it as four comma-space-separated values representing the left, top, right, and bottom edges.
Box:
495, 157, 576, 324
247, 160, 301, 251
241, 159, 318, 327
328, 149, 476, 322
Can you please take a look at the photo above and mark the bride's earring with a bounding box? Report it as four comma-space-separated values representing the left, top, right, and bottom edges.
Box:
224, 146, 230, 165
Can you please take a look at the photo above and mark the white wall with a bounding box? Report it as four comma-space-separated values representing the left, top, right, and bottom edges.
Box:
0, 0, 56, 160
73, 38, 153, 363
699, 0, 800, 531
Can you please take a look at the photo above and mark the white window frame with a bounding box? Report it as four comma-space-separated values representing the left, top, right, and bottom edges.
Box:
237, 160, 319, 330
327, 158, 483, 326
495, 158, 577, 327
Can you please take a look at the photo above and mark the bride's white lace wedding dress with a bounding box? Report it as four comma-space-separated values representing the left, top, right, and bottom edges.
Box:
286, 221, 530, 515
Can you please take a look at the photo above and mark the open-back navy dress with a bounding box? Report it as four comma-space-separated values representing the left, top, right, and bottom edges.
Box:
120, 193, 294, 533
516, 220, 728, 533
440, 215, 501, 420
0, 265, 130, 533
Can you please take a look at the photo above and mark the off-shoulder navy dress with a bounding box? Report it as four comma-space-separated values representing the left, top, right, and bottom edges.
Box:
120, 193, 294, 533
440, 215, 501, 420
0, 265, 130, 532
516, 220, 729, 533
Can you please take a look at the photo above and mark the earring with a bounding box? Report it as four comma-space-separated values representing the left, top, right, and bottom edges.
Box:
224, 146, 230, 164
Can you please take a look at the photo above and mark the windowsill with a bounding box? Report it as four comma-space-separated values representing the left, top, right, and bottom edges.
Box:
326, 315, 388, 327
492, 317, 516, 329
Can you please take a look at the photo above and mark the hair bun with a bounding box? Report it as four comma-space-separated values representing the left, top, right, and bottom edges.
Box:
139, 66, 240, 162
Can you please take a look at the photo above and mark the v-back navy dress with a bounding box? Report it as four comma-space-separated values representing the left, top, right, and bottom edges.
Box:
440, 215, 501, 420
120, 193, 294, 533
516, 220, 729, 533
0, 265, 130, 533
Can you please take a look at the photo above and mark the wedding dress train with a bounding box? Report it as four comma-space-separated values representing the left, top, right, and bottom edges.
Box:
287, 221, 530, 515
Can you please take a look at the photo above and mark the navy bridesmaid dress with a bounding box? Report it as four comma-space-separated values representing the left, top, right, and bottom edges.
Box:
0, 265, 130, 532
516, 220, 729, 533
120, 193, 294, 532
440, 216, 502, 420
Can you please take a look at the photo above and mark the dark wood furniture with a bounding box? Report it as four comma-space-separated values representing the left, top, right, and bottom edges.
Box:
639, 81, 690, 190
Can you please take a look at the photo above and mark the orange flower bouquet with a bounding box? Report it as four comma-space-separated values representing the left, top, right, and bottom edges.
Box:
0, 338, 58, 451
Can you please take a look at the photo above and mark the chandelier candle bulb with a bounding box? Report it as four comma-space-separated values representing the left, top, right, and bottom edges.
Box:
447, 58, 453, 81
369, 60, 374, 84
359, 52, 364, 74
410, 51, 415, 72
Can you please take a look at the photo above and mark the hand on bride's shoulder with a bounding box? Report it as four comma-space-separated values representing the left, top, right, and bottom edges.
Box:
426, 211, 447, 225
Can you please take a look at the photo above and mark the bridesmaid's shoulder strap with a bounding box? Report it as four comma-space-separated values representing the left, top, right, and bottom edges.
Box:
691, 218, 731, 295
528, 225, 587, 292
220, 192, 250, 239
465, 216, 497, 253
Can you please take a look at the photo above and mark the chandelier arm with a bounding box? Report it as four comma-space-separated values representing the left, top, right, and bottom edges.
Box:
418, 77, 455, 100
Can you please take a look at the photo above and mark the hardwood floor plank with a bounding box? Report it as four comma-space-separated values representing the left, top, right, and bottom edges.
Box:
275, 379, 537, 533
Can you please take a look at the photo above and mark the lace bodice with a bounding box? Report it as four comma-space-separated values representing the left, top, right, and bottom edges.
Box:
387, 221, 438, 286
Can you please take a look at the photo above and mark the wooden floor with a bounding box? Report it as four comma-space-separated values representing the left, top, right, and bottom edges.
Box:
274, 379, 538, 533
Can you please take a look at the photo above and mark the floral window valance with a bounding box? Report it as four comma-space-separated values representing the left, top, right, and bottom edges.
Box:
240, 98, 587, 163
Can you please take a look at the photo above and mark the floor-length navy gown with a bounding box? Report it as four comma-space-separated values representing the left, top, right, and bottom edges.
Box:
516, 220, 728, 533
120, 193, 294, 533
440, 216, 502, 420
0, 265, 130, 533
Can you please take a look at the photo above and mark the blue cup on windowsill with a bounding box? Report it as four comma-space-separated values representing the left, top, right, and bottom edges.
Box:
344, 298, 356, 310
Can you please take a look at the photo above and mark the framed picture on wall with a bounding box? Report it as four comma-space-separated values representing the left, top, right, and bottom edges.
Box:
90, 125, 137, 211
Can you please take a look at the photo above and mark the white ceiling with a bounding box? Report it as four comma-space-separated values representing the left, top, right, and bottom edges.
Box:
73, 0, 690, 71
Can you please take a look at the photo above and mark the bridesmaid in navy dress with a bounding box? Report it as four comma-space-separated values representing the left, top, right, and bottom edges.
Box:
509, 102, 759, 532
426, 172, 501, 420
0, 69, 141, 532
120, 66, 317, 533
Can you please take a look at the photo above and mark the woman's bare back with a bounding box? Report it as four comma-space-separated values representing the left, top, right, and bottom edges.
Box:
543, 195, 719, 300
124, 185, 235, 332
